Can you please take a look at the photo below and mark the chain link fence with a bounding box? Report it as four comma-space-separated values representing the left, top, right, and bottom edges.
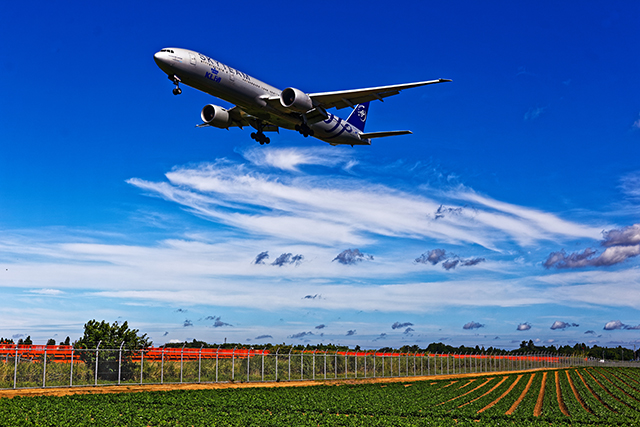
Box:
1, 346, 637, 390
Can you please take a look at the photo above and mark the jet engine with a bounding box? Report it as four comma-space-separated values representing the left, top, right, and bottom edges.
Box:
280, 87, 313, 112
200, 104, 232, 128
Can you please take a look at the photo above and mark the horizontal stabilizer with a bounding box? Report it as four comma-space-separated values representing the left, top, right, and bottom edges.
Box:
360, 130, 412, 139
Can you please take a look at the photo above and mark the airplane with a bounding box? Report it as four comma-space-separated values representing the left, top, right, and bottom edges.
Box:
153, 47, 451, 146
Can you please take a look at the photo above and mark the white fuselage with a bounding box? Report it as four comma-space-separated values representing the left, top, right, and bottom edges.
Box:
154, 48, 370, 145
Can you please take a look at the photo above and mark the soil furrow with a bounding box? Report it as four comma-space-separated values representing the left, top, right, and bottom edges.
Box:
458, 376, 507, 408
585, 369, 634, 410
438, 377, 493, 405
533, 371, 547, 416
556, 371, 569, 416
506, 373, 535, 415
477, 375, 522, 414
566, 370, 592, 414
575, 369, 617, 413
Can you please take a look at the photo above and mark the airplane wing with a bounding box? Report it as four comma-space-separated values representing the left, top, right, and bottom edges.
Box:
306, 79, 451, 110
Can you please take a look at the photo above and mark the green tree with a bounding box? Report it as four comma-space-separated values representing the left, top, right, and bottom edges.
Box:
46, 338, 56, 346
75, 320, 151, 381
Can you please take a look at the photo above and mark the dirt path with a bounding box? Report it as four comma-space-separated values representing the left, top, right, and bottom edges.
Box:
0, 368, 552, 399
477, 375, 522, 414
566, 370, 592, 414
506, 373, 535, 415
556, 371, 569, 416
533, 372, 547, 416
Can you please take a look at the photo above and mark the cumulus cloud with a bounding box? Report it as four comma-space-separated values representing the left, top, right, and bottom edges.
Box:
315, 324, 326, 329
183, 319, 193, 327
415, 249, 447, 265
253, 251, 269, 264
415, 249, 485, 270
603, 320, 640, 330
391, 322, 414, 330
303, 294, 320, 299
517, 322, 531, 331
255, 335, 272, 340
289, 331, 313, 339
204, 316, 231, 327
175, 308, 187, 313
463, 321, 484, 330
443, 259, 459, 270
584, 330, 596, 335
373, 333, 387, 341
163, 332, 169, 336
332, 249, 373, 265
272, 253, 304, 267
346, 330, 356, 336
404, 327, 414, 335
544, 224, 640, 269
550, 321, 579, 330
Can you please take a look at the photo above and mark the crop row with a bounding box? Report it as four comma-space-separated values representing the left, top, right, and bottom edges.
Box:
1, 367, 640, 425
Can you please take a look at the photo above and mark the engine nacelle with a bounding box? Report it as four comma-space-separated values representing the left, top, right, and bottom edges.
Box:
280, 87, 313, 112
200, 104, 232, 128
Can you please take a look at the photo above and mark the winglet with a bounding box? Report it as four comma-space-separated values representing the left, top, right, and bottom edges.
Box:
345, 102, 370, 132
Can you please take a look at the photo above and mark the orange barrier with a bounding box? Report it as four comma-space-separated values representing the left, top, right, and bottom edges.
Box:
0, 344, 563, 364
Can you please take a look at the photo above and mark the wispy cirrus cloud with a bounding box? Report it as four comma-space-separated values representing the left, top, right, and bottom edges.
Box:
126, 149, 600, 250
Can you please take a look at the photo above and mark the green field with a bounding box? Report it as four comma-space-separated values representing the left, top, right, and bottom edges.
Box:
1, 367, 640, 426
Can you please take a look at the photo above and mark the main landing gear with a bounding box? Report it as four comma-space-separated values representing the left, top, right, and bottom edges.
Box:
251, 121, 270, 145
170, 75, 182, 95
251, 132, 270, 145
295, 123, 314, 137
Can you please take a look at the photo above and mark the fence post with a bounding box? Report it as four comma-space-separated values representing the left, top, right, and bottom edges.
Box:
373, 351, 376, 378
215, 345, 220, 383
43, 346, 47, 388
345, 352, 348, 379
180, 342, 186, 383
198, 344, 203, 383
288, 349, 292, 381
261, 348, 264, 382
334, 352, 337, 379
247, 347, 252, 382
324, 350, 327, 380
94, 341, 101, 387
118, 341, 125, 385
355, 351, 357, 379
312, 350, 316, 381
301, 350, 304, 380
13, 344, 18, 389
140, 348, 144, 385
364, 351, 367, 378
390, 352, 393, 377
161, 345, 165, 384
70, 348, 74, 386
232, 346, 236, 381
275, 348, 279, 382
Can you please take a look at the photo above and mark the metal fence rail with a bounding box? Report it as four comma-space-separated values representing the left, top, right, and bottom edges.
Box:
0, 345, 637, 390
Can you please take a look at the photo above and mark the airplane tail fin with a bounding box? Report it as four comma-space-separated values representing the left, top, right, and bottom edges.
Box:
345, 102, 370, 132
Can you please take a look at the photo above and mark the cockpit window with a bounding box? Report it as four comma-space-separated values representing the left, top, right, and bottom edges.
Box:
160, 49, 175, 53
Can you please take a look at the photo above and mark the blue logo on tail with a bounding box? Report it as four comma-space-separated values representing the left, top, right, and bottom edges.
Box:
346, 102, 370, 132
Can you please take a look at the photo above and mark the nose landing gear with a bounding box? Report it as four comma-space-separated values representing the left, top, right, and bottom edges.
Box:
170, 75, 182, 95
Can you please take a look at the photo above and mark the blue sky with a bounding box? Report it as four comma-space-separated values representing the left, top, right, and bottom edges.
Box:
1, 1, 639, 350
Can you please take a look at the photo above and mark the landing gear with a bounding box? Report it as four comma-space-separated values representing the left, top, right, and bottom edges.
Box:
251, 121, 271, 145
170, 75, 182, 95
251, 132, 270, 145
295, 123, 315, 138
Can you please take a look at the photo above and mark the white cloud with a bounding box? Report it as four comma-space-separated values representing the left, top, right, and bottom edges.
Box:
126, 151, 601, 250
